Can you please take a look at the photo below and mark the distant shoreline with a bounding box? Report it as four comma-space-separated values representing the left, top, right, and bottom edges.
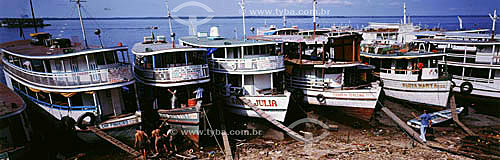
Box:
0, 15, 489, 20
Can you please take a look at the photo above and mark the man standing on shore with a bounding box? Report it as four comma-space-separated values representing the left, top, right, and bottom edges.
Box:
412, 110, 432, 142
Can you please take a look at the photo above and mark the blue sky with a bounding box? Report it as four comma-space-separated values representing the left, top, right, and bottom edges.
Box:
0, 0, 498, 18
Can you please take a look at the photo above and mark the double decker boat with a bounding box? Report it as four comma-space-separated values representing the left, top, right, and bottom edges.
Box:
413, 38, 500, 103
0, 32, 140, 142
132, 35, 211, 145
361, 44, 452, 108
249, 33, 382, 121
180, 27, 290, 122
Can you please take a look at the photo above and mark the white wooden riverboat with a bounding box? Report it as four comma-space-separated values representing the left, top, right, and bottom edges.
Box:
0, 33, 140, 143
0, 1, 140, 142
132, 35, 211, 145
180, 27, 290, 122
361, 47, 452, 107
249, 33, 381, 121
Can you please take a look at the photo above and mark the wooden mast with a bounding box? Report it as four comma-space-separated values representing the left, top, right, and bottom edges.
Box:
73, 0, 89, 49
29, 0, 38, 33
166, 0, 175, 48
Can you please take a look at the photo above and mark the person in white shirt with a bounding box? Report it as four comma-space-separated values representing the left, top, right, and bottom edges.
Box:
168, 89, 177, 109
193, 87, 204, 110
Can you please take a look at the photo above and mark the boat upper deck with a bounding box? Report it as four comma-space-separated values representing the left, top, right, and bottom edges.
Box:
248, 35, 329, 44
0, 84, 25, 119
414, 39, 500, 45
131, 42, 206, 55
0, 39, 128, 59
180, 36, 277, 48
361, 52, 446, 59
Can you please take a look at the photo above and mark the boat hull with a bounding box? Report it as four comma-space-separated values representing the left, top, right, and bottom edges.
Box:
157, 106, 203, 145
76, 122, 140, 144
301, 86, 381, 121
407, 107, 464, 129
223, 92, 291, 122
382, 79, 451, 107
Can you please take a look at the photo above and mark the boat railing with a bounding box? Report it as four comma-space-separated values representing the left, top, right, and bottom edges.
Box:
452, 75, 494, 84
14, 87, 96, 111
3, 58, 133, 88
134, 64, 209, 82
209, 55, 284, 72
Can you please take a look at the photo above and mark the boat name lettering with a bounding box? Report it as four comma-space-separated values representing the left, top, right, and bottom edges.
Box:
402, 83, 446, 89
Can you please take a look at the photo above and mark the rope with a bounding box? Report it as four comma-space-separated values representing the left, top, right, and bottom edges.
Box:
202, 108, 225, 157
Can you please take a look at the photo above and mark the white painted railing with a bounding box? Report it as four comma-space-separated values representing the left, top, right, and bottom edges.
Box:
452, 75, 494, 84
134, 64, 209, 82
209, 55, 284, 73
3, 58, 133, 88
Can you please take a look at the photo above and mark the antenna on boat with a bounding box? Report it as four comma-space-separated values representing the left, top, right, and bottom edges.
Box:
29, 0, 38, 33
403, 2, 407, 24
239, 0, 246, 41
457, 16, 463, 30
165, 0, 175, 48
489, 8, 498, 41
313, 0, 317, 39
283, 15, 287, 28
72, 0, 89, 49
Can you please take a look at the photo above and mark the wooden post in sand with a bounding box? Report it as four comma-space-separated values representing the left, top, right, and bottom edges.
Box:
449, 95, 476, 136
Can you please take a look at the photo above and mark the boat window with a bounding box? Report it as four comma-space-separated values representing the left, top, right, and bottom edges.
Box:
104, 51, 117, 65
96, 53, 106, 65
144, 56, 153, 69
31, 59, 44, 72
227, 74, 242, 87
51, 93, 69, 106
244, 75, 254, 85
213, 48, 225, 58
69, 92, 84, 106
464, 67, 490, 79
38, 91, 50, 104
477, 45, 492, 53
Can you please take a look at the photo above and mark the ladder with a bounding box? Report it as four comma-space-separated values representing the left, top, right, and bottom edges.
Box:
239, 97, 307, 142
87, 126, 142, 158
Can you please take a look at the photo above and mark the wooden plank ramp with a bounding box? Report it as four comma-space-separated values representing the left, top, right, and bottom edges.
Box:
239, 98, 308, 142
380, 107, 425, 144
87, 126, 142, 158
449, 95, 476, 136
217, 105, 234, 160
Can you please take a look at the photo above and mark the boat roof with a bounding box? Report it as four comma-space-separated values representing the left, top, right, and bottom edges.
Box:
414, 39, 500, 45
180, 36, 277, 48
248, 35, 329, 44
285, 58, 372, 68
361, 52, 446, 59
0, 84, 25, 119
0, 40, 128, 59
131, 42, 206, 56
298, 29, 330, 33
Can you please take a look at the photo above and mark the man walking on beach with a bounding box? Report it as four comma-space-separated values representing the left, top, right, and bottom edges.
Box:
412, 110, 432, 142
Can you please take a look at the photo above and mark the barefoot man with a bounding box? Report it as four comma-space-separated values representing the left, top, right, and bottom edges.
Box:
135, 127, 149, 159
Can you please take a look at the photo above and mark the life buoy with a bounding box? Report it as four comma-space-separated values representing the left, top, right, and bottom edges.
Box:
316, 94, 326, 103
231, 64, 237, 71
460, 82, 473, 95
77, 112, 96, 130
